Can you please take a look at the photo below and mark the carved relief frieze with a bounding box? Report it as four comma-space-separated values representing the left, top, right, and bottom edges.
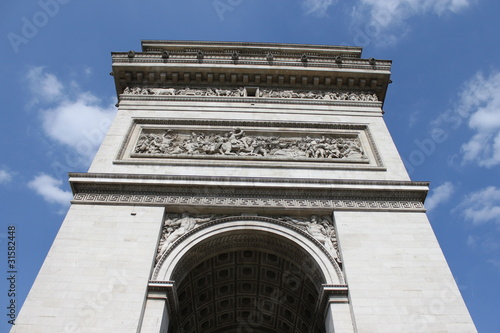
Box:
133, 128, 365, 160
154, 213, 342, 267
122, 86, 379, 101
259, 89, 378, 101
123, 86, 245, 97
116, 119, 384, 169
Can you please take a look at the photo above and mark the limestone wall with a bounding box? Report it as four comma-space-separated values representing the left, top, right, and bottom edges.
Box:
12, 205, 164, 333
335, 211, 476, 333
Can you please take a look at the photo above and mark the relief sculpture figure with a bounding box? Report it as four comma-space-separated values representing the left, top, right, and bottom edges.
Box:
281, 215, 341, 262
156, 213, 214, 260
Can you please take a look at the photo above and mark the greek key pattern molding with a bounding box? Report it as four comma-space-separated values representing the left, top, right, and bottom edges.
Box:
72, 193, 425, 211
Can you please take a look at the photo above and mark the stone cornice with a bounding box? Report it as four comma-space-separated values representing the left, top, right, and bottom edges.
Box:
69, 172, 429, 188
111, 40, 392, 103
118, 94, 383, 108
112, 54, 391, 71
140, 40, 364, 57
69, 173, 428, 211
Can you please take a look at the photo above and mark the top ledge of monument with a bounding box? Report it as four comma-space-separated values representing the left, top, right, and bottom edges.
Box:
111, 40, 392, 102
111, 40, 391, 68
140, 40, 364, 57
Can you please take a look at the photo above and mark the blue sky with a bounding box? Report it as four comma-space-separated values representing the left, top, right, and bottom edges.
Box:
1, 0, 499, 331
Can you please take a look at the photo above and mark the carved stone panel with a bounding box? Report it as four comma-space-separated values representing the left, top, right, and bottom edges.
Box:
133, 128, 365, 161
116, 120, 383, 169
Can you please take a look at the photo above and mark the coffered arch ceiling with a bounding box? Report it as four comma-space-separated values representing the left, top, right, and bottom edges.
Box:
168, 230, 328, 333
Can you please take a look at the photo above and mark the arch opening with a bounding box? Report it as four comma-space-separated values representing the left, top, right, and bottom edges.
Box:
168, 230, 327, 333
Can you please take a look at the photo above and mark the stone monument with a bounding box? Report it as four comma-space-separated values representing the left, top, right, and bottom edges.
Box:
13, 41, 477, 332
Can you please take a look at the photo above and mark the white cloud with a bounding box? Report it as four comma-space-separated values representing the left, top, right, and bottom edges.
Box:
0, 169, 13, 184
303, 0, 338, 16
458, 186, 500, 225
25, 67, 116, 164
28, 173, 72, 206
425, 181, 455, 211
456, 71, 500, 167
26, 66, 64, 103
350, 0, 474, 45
40, 93, 116, 162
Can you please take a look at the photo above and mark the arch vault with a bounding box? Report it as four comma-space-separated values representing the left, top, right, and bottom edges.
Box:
143, 217, 352, 333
